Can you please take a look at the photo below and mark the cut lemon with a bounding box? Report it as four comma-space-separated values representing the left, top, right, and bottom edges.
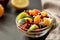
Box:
11, 0, 29, 9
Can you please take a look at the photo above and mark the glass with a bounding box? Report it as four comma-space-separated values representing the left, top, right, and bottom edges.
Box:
16, 10, 57, 38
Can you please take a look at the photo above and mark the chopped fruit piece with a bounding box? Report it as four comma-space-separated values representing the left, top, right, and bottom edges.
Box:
29, 9, 41, 16
27, 24, 38, 32
24, 18, 32, 23
44, 18, 52, 26
29, 10, 37, 16
17, 12, 28, 21
34, 15, 41, 24
32, 10, 37, 16
29, 10, 34, 15
39, 22, 46, 28
41, 11, 48, 17
33, 9, 41, 14
0, 4, 4, 17
18, 19, 26, 25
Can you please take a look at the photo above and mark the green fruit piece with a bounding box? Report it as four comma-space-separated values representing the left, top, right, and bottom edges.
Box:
18, 19, 26, 25
17, 12, 28, 21
27, 24, 38, 32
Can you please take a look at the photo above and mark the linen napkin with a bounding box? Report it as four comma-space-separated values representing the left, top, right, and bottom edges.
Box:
41, 0, 60, 40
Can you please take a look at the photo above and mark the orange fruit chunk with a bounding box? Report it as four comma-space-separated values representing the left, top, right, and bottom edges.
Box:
34, 15, 41, 24
44, 18, 52, 26
33, 9, 41, 15
0, 4, 4, 17
29, 9, 40, 16
29, 10, 34, 15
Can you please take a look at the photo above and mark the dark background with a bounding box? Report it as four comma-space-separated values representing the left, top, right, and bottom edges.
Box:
0, 0, 49, 40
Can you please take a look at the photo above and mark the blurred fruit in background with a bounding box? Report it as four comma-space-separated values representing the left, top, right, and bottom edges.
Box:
0, 4, 4, 17
11, 0, 29, 10
0, 0, 9, 8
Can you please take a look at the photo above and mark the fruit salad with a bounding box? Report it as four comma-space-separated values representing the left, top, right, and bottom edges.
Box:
16, 9, 55, 37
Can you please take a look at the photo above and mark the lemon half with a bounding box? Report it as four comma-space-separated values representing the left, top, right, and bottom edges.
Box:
11, 0, 29, 9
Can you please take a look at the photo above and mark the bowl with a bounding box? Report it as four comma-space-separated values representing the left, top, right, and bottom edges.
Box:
16, 10, 57, 38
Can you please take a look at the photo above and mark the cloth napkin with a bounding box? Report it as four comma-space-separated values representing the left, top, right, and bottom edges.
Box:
41, 0, 60, 40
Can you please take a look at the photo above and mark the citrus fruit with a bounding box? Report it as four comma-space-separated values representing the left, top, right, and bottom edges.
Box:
34, 15, 41, 24
11, 0, 29, 10
0, 4, 4, 17
29, 9, 41, 16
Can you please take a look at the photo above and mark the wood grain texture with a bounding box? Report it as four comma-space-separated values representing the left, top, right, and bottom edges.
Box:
41, 0, 60, 40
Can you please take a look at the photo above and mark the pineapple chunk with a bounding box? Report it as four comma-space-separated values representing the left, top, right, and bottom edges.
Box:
41, 11, 48, 17
44, 18, 52, 26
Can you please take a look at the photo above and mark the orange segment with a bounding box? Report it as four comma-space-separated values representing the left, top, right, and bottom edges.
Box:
34, 15, 41, 24
32, 10, 37, 15
29, 9, 40, 16
0, 4, 4, 17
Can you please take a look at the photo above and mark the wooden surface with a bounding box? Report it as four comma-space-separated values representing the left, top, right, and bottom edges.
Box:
41, 0, 60, 40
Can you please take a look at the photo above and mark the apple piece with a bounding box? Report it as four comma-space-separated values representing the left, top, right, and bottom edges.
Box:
27, 24, 38, 32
